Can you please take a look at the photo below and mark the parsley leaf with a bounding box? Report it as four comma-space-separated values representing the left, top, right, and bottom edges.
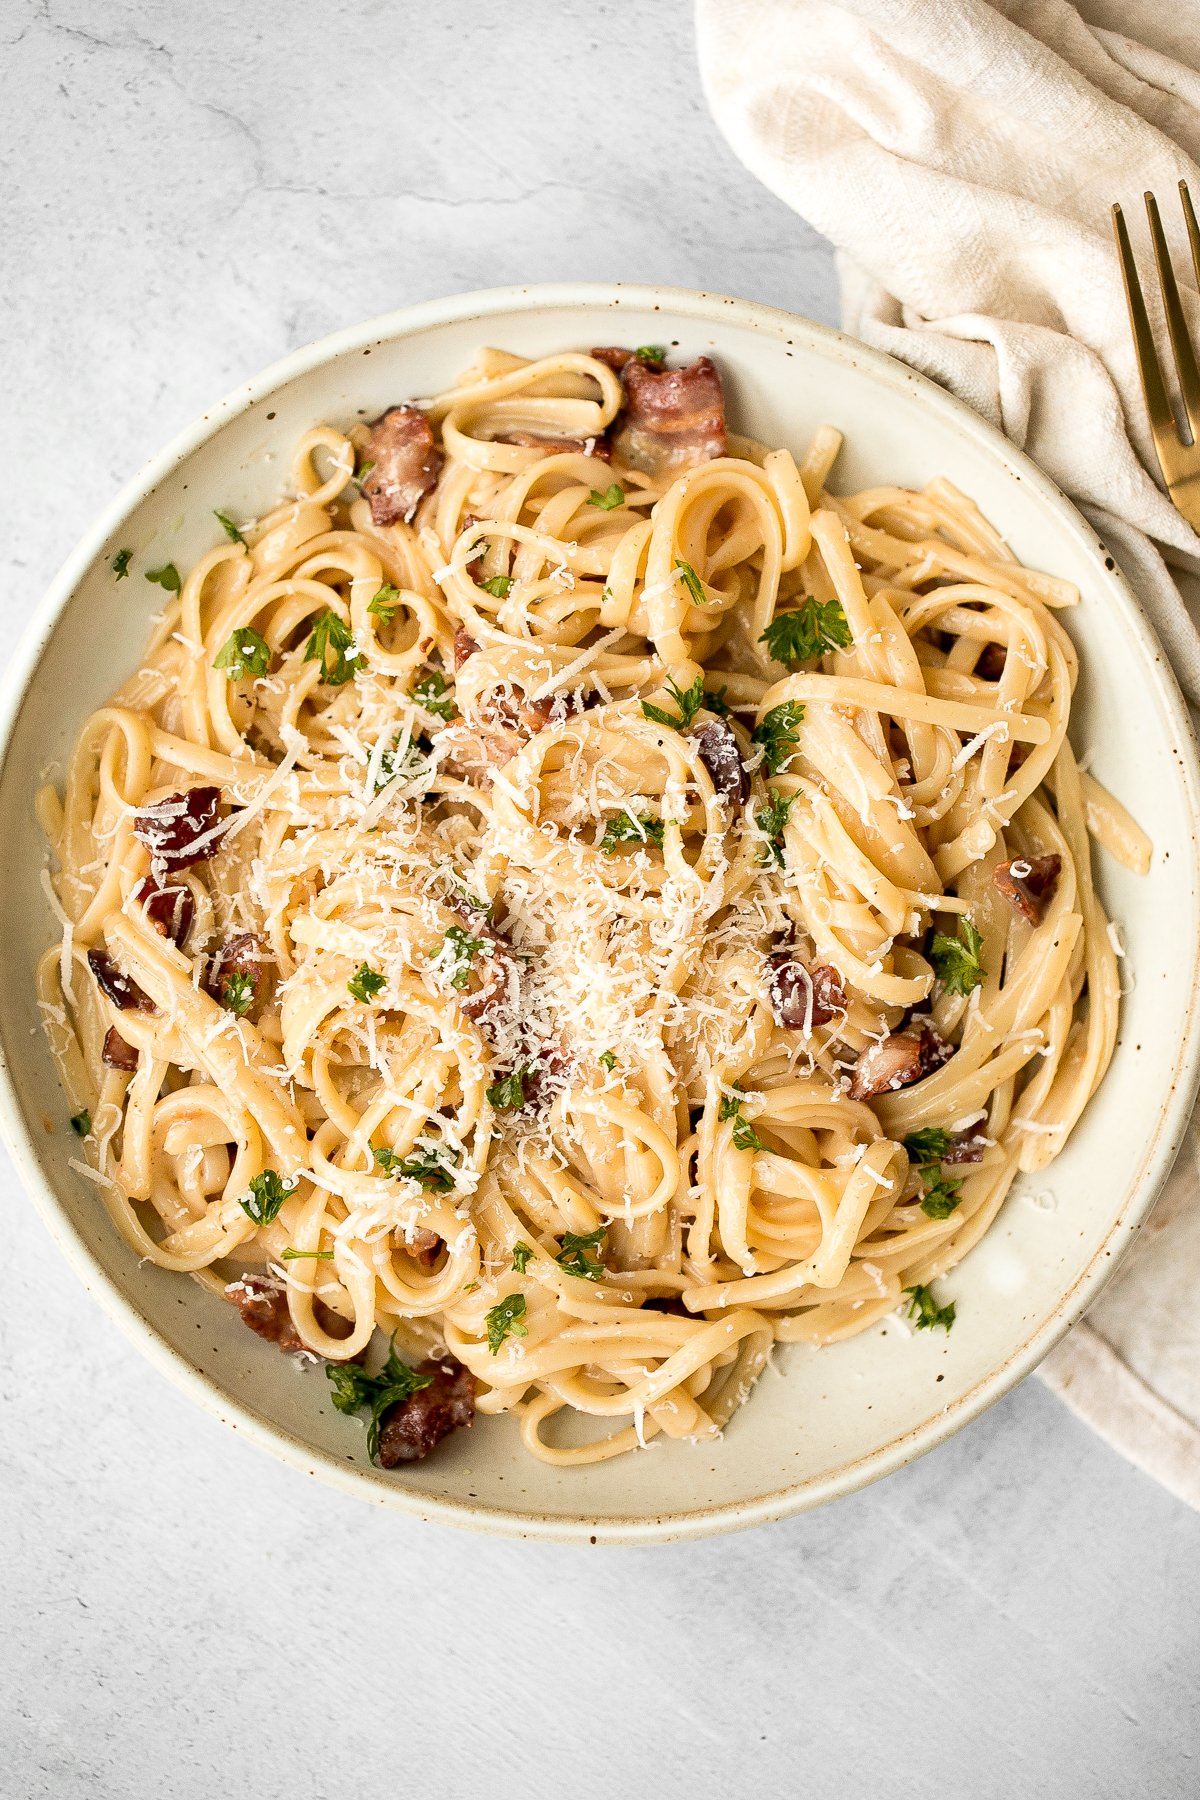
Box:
374, 1144, 459, 1191
719, 1087, 764, 1151
904, 1128, 954, 1168
930, 916, 986, 996
69, 1110, 91, 1137
145, 563, 181, 593
281, 1247, 334, 1260
675, 558, 711, 607
240, 1169, 296, 1226
703, 686, 731, 717
111, 549, 132, 581
511, 1241, 534, 1273
303, 610, 363, 687
442, 924, 488, 990
213, 626, 270, 680
411, 669, 456, 721
752, 701, 805, 775
214, 510, 246, 545
754, 788, 794, 866
325, 1335, 436, 1464
588, 483, 625, 510
717, 1085, 744, 1122
355, 457, 375, 484
221, 969, 256, 1017
760, 598, 852, 669
904, 1284, 956, 1332
635, 344, 667, 366
348, 963, 385, 1004
920, 1178, 963, 1220
641, 674, 705, 732
486, 1293, 529, 1354
600, 812, 665, 854
368, 584, 401, 624
598, 1050, 616, 1072
480, 574, 514, 599
373, 735, 427, 793
487, 1068, 528, 1111
555, 1226, 606, 1280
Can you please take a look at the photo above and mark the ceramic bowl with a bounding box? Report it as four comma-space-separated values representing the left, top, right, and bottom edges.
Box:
4, 284, 1199, 1541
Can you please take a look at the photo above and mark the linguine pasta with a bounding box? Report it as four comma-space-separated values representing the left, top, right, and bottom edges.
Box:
38, 342, 1149, 1468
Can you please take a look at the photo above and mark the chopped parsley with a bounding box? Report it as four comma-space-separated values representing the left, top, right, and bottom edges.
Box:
240, 1169, 296, 1226
281, 1247, 333, 1260
760, 597, 852, 668
303, 609, 363, 686
325, 1335, 434, 1463
348, 962, 386, 1004
367, 583, 401, 624
904, 1129, 963, 1217
480, 574, 514, 599
213, 626, 270, 680
903, 1284, 956, 1333
598, 1050, 617, 1072
487, 1068, 528, 1111
373, 736, 427, 793
485, 1293, 528, 1354
69, 1110, 91, 1137
719, 1087, 765, 1152
754, 788, 794, 866
511, 1240, 534, 1273
635, 344, 667, 366
600, 812, 665, 854
641, 674, 705, 732
752, 701, 805, 775
588, 483, 625, 510
355, 457, 375, 484
411, 669, 456, 721
145, 563, 181, 593
221, 969, 256, 1017
214, 510, 246, 545
930, 916, 986, 996
920, 1178, 963, 1220
675, 558, 711, 607
374, 1144, 459, 1191
442, 924, 488, 990
904, 1128, 954, 1167
703, 686, 731, 717
555, 1226, 606, 1280
111, 549, 132, 581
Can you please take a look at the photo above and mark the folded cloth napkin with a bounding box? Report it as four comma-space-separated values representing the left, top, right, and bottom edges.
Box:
698, 0, 1200, 1509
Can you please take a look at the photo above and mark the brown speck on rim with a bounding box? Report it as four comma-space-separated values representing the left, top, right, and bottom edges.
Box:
1105, 556, 1115, 569
266, 411, 276, 420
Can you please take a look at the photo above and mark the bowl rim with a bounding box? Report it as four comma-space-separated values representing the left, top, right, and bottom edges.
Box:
5, 279, 1200, 1543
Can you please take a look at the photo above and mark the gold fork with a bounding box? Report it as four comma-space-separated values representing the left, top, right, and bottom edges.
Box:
1113, 182, 1200, 528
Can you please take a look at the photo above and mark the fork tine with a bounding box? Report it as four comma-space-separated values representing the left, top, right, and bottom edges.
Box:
1180, 178, 1200, 316
1146, 190, 1200, 441
1112, 201, 1177, 447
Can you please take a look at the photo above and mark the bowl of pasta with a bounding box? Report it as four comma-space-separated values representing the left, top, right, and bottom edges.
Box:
5, 283, 1200, 1541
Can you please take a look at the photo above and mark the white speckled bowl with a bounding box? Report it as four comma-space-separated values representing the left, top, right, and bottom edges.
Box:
3, 284, 1199, 1542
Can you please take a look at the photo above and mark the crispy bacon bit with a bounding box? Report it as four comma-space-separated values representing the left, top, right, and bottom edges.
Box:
87, 948, 155, 1013
452, 628, 480, 670
993, 853, 1062, 925
134, 878, 194, 948
440, 684, 580, 785
943, 1133, 987, 1165
766, 953, 847, 1031
361, 404, 443, 527
976, 641, 1007, 680
205, 933, 268, 1017
848, 1017, 954, 1100
591, 345, 636, 371
524, 1045, 571, 1106
134, 787, 223, 872
910, 1017, 955, 1074
226, 1273, 303, 1353
452, 902, 517, 1024
408, 1230, 442, 1268
376, 1355, 476, 1466
101, 1026, 139, 1071
495, 430, 612, 461
612, 355, 726, 477
691, 717, 748, 802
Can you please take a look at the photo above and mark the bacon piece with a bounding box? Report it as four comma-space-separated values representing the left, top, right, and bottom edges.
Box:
408, 1230, 442, 1269
910, 1017, 955, 1074
691, 717, 748, 802
226, 1274, 303, 1353
993, 853, 1062, 925
134, 878, 194, 948
452, 628, 480, 670
591, 345, 636, 371
450, 901, 517, 1024
766, 953, 847, 1032
361, 405, 443, 527
87, 949, 154, 1013
439, 684, 580, 785
102, 1026, 139, 1071
205, 933, 269, 1018
524, 1045, 571, 1106
376, 1355, 476, 1466
848, 1017, 953, 1100
612, 355, 726, 478
133, 787, 223, 872
495, 430, 612, 461
942, 1133, 987, 1165
976, 641, 1007, 680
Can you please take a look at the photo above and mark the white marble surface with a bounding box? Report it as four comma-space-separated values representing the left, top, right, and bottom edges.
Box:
2, 4, 1198, 1796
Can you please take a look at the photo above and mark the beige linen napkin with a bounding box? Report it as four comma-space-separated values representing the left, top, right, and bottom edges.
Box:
698, 0, 1200, 1508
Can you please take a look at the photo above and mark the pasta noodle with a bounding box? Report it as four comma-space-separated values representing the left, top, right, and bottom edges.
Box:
39, 342, 1147, 1468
